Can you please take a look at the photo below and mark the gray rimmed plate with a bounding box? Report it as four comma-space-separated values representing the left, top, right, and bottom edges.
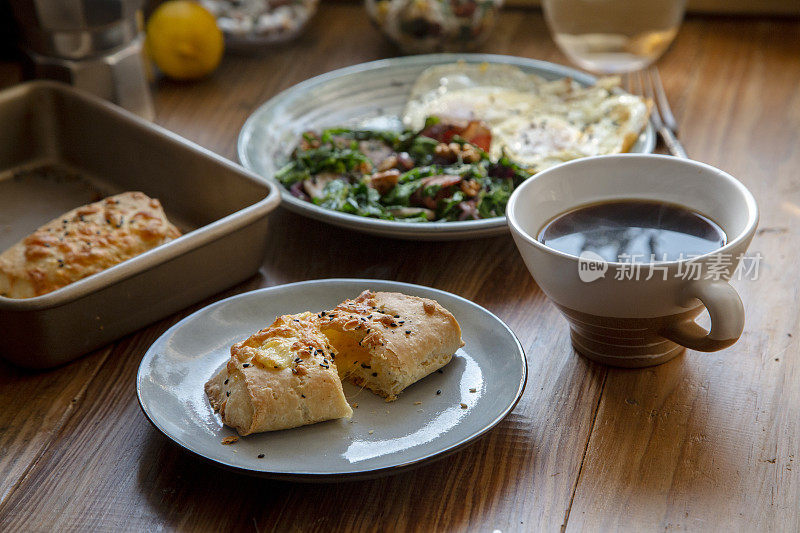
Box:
136, 279, 527, 481
238, 53, 656, 241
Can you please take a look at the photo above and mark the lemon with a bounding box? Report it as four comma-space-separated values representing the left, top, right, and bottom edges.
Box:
146, 1, 224, 81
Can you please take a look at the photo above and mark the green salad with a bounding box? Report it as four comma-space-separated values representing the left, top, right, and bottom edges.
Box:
275, 118, 532, 222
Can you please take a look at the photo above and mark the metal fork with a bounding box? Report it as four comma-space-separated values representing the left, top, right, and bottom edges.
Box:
626, 67, 688, 158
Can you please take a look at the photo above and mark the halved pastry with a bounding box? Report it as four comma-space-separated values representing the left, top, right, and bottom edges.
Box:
205, 312, 352, 435
319, 290, 465, 401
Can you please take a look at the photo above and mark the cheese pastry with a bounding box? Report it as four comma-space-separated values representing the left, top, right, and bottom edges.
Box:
0, 191, 180, 298
319, 290, 465, 401
205, 312, 353, 436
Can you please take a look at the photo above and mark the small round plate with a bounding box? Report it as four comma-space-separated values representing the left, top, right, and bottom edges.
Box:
136, 279, 527, 481
238, 53, 656, 241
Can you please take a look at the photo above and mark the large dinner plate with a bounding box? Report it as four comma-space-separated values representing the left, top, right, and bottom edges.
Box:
136, 279, 527, 481
238, 53, 656, 240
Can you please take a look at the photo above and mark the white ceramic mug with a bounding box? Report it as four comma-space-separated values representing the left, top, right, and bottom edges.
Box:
507, 154, 759, 367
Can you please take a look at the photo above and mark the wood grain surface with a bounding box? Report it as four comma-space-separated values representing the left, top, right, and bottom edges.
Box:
0, 5, 799, 532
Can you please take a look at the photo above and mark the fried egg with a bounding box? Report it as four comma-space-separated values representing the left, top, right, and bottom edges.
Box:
402, 63, 651, 173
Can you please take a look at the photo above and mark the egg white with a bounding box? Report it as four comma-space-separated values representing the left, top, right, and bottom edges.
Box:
403, 63, 651, 172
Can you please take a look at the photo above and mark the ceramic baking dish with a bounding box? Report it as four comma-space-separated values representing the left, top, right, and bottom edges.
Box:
0, 81, 280, 369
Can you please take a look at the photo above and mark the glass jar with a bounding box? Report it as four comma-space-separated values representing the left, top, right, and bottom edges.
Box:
365, 0, 503, 54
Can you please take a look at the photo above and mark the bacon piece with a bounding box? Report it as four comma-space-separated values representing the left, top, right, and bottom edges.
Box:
420, 119, 492, 152
367, 170, 400, 195
411, 174, 463, 210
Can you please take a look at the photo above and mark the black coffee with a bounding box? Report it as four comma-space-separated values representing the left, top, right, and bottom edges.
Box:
538, 199, 726, 263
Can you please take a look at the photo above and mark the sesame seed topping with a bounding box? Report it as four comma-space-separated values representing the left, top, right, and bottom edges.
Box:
257, 454, 265, 458
436, 390, 442, 395
460, 403, 468, 409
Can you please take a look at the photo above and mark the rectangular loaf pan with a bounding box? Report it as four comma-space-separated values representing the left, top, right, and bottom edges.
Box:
0, 81, 280, 369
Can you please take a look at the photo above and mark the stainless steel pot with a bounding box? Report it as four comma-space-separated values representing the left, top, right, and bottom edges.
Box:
9, 0, 154, 119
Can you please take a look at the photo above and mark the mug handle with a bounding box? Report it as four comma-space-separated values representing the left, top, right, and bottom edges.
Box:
660, 280, 745, 352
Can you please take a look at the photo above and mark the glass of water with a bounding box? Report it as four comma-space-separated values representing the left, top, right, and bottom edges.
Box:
542, 0, 686, 74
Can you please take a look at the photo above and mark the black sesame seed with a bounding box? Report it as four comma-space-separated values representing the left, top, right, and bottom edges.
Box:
242, 363, 250, 368
301, 394, 306, 398
436, 390, 442, 395
437, 369, 444, 374
361, 363, 371, 369
320, 311, 326, 317
257, 454, 265, 458
394, 315, 400, 318
226, 391, 230, 397
224, 379, 229, 385
320, 364, 329, 369
390, 322, 397, 327
372, 372, 378, 377
405, 330, 411, 334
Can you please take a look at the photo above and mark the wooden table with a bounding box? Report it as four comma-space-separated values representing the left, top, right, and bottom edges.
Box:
1, 5, 799, 531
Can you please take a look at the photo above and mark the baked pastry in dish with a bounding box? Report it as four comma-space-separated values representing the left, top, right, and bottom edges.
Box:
320, 290, 465, 401
205, 312, 353, 436
0, 191, 180, 298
